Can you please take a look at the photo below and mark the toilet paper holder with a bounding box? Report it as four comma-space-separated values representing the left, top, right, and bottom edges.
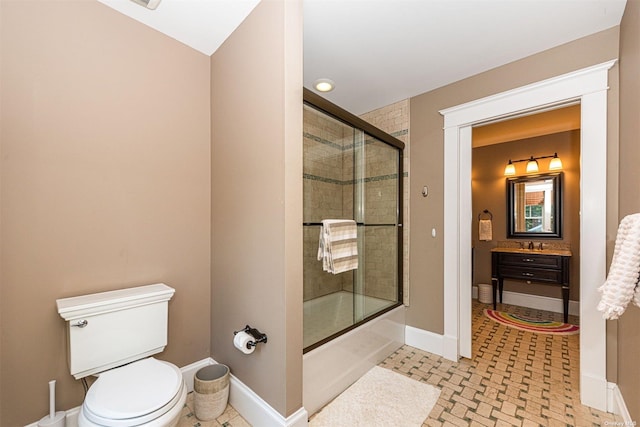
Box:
233, 325, 268, 348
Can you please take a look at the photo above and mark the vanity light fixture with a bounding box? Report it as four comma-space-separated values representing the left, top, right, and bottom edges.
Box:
548, 153, 563, 170
504, 160, 516, 176
314, 78, 335, 93
503, 153, 563, 176
525, 156, 539, 173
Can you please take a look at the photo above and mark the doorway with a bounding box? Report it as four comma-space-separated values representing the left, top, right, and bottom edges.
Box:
440, 60, 616, 411
471, 105, 581, 320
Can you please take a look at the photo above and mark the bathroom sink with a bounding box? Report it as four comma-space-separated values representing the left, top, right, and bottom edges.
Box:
490, 247, 572, 257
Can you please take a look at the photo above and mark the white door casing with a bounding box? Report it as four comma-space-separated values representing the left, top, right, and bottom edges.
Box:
440, 60, 616, 411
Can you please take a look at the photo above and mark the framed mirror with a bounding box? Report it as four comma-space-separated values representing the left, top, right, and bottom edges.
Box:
507, 172, 563, 238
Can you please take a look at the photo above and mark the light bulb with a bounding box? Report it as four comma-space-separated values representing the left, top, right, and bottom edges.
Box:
504, 161, 516, 176
525, 157, 539, 173
549, 153, 563, 170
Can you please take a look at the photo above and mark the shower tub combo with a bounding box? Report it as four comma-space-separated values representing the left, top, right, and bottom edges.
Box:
302, 89, 405, 414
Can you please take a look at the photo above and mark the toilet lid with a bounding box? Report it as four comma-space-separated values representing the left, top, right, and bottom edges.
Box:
84, 357, 182, 420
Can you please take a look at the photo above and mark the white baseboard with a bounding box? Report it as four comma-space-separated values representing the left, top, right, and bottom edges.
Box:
609, 382, 633, 424
202, 357, 308, 427
501, 290, 580, 317
405, 325, 444, 357
229, 371, 308, 427
27, 358, 309, 427
404, 326, 458, 362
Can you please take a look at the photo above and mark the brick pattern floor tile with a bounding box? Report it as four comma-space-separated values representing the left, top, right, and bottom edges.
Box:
379, 300, 624, 426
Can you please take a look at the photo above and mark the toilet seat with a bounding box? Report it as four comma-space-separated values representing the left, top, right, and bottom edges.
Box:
81, 358, 186, 427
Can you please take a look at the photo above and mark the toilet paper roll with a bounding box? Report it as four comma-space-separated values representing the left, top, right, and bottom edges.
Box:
233, 331, 255, 355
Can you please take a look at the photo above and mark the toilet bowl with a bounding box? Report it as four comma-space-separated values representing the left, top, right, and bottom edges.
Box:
78, 358, 187, 427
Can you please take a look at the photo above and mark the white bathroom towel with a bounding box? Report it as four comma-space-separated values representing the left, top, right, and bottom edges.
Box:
479, 219, 493, 241
317, 219, 358, 274
597, 213, 640, 319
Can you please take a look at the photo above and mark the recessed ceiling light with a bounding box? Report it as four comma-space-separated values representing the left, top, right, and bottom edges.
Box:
314, 78, 335, 92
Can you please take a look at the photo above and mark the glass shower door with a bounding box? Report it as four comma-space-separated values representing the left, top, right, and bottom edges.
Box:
302, 95, 403, 352
353, 133, 400, 323
303, 104, 357, 348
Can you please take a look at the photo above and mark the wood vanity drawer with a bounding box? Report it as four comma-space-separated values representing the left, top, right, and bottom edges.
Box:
497, 266, 563, 283
498, 253, 563, 269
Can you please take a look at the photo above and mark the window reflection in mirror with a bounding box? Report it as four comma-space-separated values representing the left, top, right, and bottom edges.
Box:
507, 172, 562, 238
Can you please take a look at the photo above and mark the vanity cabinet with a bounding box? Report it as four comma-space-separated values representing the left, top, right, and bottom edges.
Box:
491, 249, 571, 323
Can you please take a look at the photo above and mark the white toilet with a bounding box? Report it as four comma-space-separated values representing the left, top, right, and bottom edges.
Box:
57, 283, 187, 427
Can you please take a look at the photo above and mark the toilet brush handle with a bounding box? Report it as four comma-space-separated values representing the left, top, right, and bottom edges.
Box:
48, 380, 56, 419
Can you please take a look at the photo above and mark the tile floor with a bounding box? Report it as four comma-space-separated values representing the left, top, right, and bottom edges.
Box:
178, 300, 624, 426
380, 300, 624, 426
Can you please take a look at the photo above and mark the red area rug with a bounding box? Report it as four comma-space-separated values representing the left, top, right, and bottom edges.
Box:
484, 309, 579, 335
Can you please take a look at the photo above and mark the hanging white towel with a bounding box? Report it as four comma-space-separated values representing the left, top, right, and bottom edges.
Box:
597, 213, 640, 319
317, 219, 358, 274
479, 219, 493, 241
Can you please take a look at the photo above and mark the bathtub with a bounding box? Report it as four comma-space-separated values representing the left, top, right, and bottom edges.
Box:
302, 291, 405, 415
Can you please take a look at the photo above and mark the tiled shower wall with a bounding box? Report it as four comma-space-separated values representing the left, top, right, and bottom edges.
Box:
360, 100, 410, 305
303, 100, 410, 304
303, 105, 354, 300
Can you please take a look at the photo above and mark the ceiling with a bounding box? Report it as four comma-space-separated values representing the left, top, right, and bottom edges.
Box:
472, 104, 581, 148
96, 0, 260, 55
99, 0, 627, 115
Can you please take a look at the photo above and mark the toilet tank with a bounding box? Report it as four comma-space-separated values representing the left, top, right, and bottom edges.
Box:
56, 283, 175, 379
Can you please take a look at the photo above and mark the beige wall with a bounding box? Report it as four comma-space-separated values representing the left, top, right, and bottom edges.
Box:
409, 26, 620, 334
0, 1, 212, 425
618, 0, 640, 418
472, 131, 581, 301
210, 0, 303, 417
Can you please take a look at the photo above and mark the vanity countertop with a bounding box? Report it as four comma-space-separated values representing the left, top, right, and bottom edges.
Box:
490, 247, 572, 257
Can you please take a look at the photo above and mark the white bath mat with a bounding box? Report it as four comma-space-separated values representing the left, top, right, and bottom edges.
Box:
309, 366, 441, 427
